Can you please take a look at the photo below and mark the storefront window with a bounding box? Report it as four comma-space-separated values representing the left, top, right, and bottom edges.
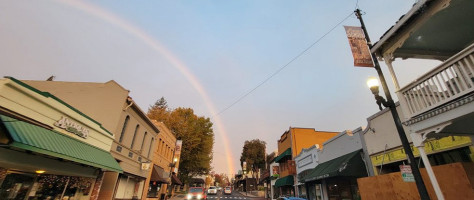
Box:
314, 184, 323, 200
0, 172, 93, 200
326, 178, 359, 200
147, 181, 161, 198
0, 172, 35, 200
298, 185, 306, 198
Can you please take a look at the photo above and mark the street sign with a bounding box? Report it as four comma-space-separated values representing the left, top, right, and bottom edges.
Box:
400, 165, 415, 182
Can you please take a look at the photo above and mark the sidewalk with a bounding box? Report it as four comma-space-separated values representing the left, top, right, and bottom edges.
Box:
238, 191, 260, 198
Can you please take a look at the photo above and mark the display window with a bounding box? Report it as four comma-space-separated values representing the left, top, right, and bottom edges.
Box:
0, 172, 35, 200
147, 181, 162, 198
0, 171, 94, 200
326, 178, 360, 200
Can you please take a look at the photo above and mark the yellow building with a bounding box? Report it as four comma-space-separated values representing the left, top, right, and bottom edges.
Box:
273, 127, 337, 197
143, 121, 181, 200
0, 77, 122, 200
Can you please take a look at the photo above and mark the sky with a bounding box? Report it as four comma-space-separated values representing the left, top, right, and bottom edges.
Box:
0, 0, 440, 176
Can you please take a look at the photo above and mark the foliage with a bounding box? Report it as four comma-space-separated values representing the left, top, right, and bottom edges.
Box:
147, 97, 214, 185
240, 139, 266, 174
212, 173, 229, 186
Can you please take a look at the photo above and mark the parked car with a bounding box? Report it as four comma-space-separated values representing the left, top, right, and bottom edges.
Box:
207, 186, 218, 195
224, 186, 232, 195
187, 187, 207, 200
217, 187, 222, 191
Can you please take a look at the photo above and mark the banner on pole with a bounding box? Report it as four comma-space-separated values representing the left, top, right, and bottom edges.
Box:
175, 140, 182, 154
344, 26, 374, 67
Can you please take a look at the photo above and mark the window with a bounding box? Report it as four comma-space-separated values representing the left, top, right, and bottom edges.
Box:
161, 141, 165, 154
130, 125, 140, 148
119, 116, 130, 143
140, 132, 147, 153
158, 139, 162, 153
148, 138, 154, 158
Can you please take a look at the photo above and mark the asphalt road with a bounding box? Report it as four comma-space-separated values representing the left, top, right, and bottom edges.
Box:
171, 191, 264, 200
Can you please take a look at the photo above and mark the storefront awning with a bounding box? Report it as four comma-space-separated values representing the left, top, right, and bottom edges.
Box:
171, 174, 182, 185
274, 148, 291, 163
274, 175, 294, 187
151, 165, 169, 183
0, 115, 122, 173
301, 150, 367, 182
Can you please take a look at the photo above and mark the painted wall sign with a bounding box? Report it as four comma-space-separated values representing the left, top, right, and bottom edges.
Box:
54, 116, 89, 139
297, 154, 313, 169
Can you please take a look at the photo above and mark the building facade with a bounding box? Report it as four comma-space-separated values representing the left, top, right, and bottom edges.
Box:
143, 121, 180, 200
299, 128, 369, 200
273, 127, 337, 198
364, 103, 473, 175
0, 77, 122, 200
23, 80, 161, 200
370, 0, 474, 198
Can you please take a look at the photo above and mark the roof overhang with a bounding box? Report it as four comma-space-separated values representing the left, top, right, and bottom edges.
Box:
371, 0, 474, 60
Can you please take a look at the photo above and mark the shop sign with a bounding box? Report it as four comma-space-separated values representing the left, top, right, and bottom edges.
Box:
399, 165, 415, 182
371, 136, 472, 166
54, 116, 89, 139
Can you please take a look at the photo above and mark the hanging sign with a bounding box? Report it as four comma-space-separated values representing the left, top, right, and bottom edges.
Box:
344, 26, 374, 67
141, 162, 151, 170
399, 165, 415, 182
54, 116, 89, 138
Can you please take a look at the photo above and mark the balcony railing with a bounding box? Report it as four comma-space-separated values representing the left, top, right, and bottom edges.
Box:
279, 160, 296, 177
398, 43, 474, 119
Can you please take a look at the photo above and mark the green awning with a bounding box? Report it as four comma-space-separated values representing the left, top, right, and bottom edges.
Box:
274, 148, 292, 163
0, 115, 122, 173
274, 175, 294, 187
301, 150, 367, 182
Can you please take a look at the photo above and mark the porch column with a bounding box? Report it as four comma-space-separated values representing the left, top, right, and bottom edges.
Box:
410, 133, 445, 200
383, 54, 411, 120
383, 54, 401, 90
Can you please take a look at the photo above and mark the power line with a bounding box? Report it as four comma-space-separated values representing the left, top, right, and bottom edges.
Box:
215, 11, 354, 116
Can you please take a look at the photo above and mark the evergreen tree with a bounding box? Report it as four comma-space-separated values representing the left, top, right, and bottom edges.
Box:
147, 98, 214, 185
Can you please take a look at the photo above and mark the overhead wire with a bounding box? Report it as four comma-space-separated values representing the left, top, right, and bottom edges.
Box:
215, 11, 355, 117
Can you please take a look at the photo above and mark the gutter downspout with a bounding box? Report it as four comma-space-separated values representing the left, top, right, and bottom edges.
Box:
123, 98, 134, 111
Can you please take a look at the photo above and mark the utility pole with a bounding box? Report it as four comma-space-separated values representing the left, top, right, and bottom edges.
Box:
355, 9, 431, 200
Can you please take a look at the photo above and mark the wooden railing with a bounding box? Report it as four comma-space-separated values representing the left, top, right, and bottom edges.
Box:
280, 160, 296, 177
398, 43, 474, 119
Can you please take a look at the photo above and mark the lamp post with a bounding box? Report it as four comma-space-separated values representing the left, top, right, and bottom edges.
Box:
356, 9, 430, 200
167, 138, 181, 199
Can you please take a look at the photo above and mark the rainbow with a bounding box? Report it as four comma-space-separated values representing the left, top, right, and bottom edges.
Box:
56, 0, 236, 175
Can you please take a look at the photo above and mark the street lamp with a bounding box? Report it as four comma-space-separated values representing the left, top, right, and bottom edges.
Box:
355, 9, 430, 200
367, 77, 389, 111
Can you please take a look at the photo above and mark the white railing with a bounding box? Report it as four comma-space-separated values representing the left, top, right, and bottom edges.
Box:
398, 43, 474, 119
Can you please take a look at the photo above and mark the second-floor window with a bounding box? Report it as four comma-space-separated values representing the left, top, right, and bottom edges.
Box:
119, 116, 130, 143
140, 132, 147, 153
130, 125, 140, 149
148, 138, 154, 158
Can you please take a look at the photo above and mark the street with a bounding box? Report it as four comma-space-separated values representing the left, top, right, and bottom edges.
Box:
171, 191, 265, 200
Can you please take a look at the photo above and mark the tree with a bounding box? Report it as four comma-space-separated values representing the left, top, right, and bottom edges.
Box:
148, 97, 169, 121
212, 173, 229, 187
240, 139, 266, 177
147, 98, 214, 185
